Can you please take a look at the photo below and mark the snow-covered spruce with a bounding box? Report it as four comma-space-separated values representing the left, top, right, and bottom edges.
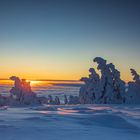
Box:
79, 57, 140, 104
9, 76, 41, 105
126, 69, 140, 104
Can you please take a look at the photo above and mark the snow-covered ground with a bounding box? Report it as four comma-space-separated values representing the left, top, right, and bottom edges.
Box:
0, 80, 140, 139
0, 104, 140, 140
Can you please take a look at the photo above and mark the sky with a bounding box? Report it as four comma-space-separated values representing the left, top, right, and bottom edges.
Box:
0, 0, 140, 81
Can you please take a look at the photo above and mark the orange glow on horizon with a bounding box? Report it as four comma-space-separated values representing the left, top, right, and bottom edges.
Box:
29, 80, 42, 86
0, 75, 134, 84
0, 61, 137, 84
0, 55, 139, 83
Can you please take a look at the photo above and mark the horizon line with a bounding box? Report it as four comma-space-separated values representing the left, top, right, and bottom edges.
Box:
0, 78, 80, 82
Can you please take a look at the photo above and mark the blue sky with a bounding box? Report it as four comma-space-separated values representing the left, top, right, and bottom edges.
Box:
0, 0, 140, 81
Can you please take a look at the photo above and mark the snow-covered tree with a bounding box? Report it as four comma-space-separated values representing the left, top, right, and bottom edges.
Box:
108, 63, 126, 103
54, 96, 60, 105
79, 68, 100, 104
9, 76, 38, 105
10, 76, 22, 102
131, 69, 140, 84
48, 95, 54, 104
93, 57, 114, 103
64, 95, 68, 104
79, 57, 126, 104
126, 69, 140, 104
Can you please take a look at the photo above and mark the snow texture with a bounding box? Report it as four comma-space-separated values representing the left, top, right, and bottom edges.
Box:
0, 104, 140, 140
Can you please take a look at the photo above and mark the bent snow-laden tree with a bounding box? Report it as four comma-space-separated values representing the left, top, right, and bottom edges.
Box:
126, 69, 140, 104
79, 57, 126, 104
79, 68, 100, 104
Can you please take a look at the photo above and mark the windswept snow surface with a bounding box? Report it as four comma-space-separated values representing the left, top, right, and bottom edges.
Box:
0, 105, 140, 140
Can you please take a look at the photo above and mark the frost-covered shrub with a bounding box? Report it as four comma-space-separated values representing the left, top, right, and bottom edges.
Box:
68, 95, 80, 104
54, 96, 60, 105
0, 95, 9, 106
38, 96, 49, 104
47, 95, 61, 105
64, 95, 68, 104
